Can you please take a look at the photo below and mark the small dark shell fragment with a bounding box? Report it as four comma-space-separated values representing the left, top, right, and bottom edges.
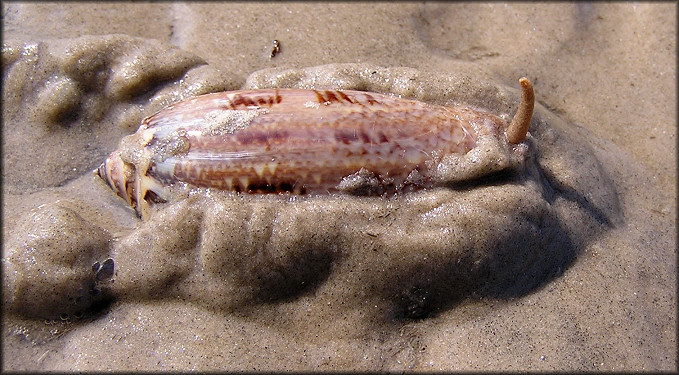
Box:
95, 258, 115, 282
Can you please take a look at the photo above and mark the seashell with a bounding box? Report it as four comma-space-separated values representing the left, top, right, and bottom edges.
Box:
97, 78, 534, 219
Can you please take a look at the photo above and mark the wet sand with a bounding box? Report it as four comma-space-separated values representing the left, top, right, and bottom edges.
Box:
2, 3, 675, 371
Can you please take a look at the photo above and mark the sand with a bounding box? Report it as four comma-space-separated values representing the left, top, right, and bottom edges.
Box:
2, 2, 675, 371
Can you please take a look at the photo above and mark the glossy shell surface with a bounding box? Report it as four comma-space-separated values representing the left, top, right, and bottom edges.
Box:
98, 84, 533, 219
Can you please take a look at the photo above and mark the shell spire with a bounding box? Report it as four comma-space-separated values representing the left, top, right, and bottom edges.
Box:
96, 149, 167, 219
96, 150, 137, 209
